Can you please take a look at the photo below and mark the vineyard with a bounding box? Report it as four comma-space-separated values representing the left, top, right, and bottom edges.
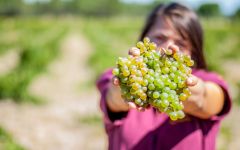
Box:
0, 16, 239, 150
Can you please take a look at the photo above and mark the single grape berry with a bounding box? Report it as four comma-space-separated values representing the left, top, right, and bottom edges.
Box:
112, 68, 119, 76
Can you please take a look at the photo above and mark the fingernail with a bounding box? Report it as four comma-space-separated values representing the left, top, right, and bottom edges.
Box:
128, 102, 136, 109
113, 78, 119, 85
188, 78, 193, 84
168, 44, 179, 52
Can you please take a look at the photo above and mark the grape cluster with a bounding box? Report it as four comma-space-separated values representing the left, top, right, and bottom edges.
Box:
112, 37, 194, 120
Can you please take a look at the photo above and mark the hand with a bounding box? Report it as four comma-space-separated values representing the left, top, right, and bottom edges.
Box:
183, 75, 206, 114
164, 44, 205, 114
112, 76, 148, 112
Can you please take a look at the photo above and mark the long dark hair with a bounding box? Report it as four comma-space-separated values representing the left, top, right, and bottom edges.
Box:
140, 2, 207, 69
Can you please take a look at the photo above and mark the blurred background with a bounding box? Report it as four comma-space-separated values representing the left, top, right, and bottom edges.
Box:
0, 0, 239, 149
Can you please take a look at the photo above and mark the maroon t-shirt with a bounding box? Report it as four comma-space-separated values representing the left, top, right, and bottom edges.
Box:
96, 69, 231, 150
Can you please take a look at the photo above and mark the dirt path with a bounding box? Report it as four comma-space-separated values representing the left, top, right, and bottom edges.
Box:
0, 49, 19, 77
0, 34, 106, 150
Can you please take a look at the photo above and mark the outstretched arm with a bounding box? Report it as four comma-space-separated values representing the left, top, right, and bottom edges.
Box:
106, 44, 226, 119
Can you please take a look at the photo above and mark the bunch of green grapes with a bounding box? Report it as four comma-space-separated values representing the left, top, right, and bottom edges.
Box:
112, 37, 194, 120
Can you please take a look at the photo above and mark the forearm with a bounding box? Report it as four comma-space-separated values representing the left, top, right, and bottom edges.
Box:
199, 82, 224, 118
106, 83, 129, 112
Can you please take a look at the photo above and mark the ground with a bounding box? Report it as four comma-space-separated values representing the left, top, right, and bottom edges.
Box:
0, 33, 107, 150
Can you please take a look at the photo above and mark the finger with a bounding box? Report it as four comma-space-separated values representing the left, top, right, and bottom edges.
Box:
157, 47, 166, 55
168, 44, 179, 53
137, 107, 145, 112
158, 47, 165, 52
112, 76, 120, 86
186, 75, 198, 86
127, 102, 137, 109
128, 47, 140, 56
165, 49, 173, 55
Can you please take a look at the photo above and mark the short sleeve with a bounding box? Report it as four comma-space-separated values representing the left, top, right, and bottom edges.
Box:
192, 69, 232, 121
96, 69, 127, 131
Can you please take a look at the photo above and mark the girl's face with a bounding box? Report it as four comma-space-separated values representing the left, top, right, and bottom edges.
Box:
146, 17, 191, 55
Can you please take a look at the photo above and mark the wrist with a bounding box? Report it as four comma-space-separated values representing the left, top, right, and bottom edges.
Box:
106, 83, 129, 112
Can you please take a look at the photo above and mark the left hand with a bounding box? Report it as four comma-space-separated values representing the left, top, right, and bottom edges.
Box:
167, 44, 206, 115
183, 75, 205, 114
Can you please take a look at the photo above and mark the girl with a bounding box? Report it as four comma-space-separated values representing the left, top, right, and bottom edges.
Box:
97, 2, 231, 150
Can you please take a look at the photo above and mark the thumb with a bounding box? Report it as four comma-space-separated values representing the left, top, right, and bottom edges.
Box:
186, 75, 198, 86
112, 76, 120, 86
